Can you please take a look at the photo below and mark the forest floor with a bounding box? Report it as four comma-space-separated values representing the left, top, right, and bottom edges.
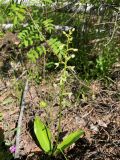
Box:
0, 38, 120, 160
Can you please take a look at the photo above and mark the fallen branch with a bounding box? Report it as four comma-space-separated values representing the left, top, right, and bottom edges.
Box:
14, 79, 29, 159
1, 23, 74, 31
2, 1, 120, 15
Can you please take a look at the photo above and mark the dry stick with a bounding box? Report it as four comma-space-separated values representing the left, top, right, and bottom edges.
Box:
104, 13, 119, 47
14, 79, 29, 159
69, 68, 92, 90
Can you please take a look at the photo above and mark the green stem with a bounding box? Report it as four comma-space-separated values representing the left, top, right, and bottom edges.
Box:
56, 59, 67, 147
55, 31, 73, 153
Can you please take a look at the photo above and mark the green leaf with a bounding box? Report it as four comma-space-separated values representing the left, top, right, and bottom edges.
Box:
54, 129, 84, 155
39, 101, 47, 108
13, 16, 18, 25
34, 116, 53, 154
24, 40, 29, 47
16, 12, 24, 21
43, 19, 54, 33
1, 97, 14, 106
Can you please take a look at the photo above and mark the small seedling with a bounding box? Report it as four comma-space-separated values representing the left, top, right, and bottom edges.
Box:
39, 101, 47, 108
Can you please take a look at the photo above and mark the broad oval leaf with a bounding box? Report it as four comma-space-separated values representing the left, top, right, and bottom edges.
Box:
54, 129, 84, 155
34, 116, 53, 154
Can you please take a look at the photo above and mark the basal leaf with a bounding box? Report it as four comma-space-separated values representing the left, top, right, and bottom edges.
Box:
34, 116, 53, 154
54, 129, 84, 155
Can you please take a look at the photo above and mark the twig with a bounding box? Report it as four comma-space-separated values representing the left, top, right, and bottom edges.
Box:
68, 68, 92, 90
104, 13, 118, 46
14, 79, 29, 159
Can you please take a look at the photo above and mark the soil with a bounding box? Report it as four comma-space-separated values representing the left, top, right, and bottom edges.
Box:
0, 37, 120, 160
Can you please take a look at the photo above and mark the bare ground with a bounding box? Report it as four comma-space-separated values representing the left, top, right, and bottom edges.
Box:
0, 66, 120, 160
